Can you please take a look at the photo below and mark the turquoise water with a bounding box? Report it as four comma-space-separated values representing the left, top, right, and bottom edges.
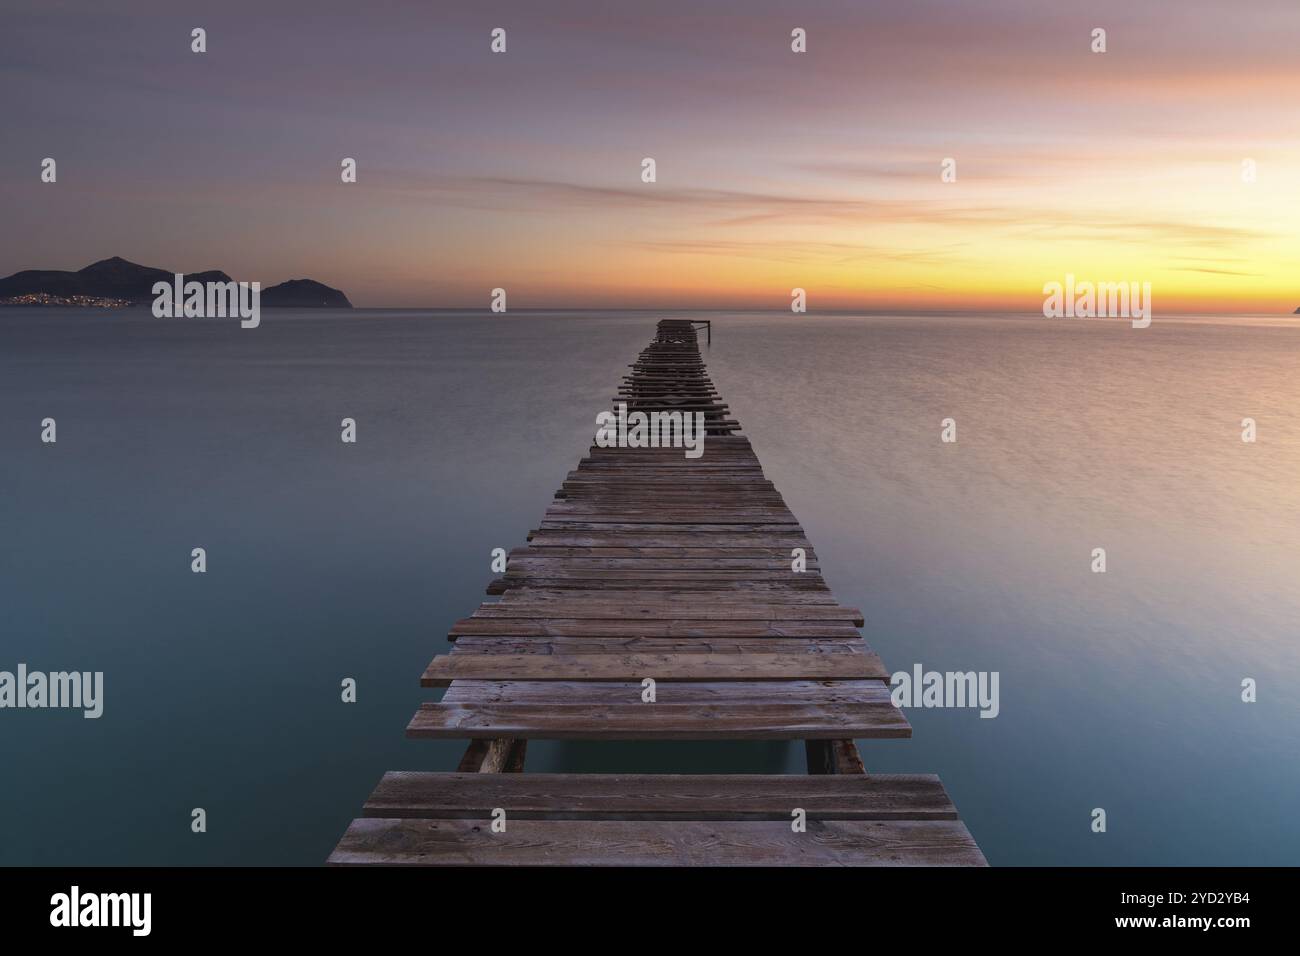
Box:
2, 309, 1297, 865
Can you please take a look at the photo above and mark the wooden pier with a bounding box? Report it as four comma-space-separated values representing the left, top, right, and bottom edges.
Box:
330, 319, 985, 866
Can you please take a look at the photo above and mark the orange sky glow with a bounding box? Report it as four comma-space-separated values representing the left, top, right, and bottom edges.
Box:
3, 0, 1298, 313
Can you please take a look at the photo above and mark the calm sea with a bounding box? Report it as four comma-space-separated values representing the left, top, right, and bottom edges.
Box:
1, 308, 1297, 865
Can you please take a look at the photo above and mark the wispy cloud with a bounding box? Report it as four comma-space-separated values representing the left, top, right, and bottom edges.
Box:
373, 172, 1281, 248
628, 237, 967, 266
1170, 266, 1264, 277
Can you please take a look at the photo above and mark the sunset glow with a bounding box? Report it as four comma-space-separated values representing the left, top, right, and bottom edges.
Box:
3, 0, 1298, 311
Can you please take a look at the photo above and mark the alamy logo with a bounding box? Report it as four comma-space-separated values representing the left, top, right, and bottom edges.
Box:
890, 664, 1000, 718
1042, 274, 1151, 328
152, 273, 261, 328
0, 664, 102, 718
595, 403, 705, 459
50, 886, 150, 936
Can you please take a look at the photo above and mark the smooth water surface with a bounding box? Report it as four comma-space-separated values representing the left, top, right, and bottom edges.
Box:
2, 309, 1297, 864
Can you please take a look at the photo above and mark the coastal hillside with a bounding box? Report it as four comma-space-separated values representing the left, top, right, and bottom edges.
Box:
0, 257, 351, 307
261, 278, 352, 308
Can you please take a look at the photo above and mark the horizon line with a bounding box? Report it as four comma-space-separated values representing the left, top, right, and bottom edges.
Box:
342, 306, 1299, 317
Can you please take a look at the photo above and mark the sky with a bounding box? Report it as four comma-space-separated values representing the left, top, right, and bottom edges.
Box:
2, 0, 1298, 312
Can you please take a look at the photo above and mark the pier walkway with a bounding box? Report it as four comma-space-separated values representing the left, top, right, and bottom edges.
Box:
330, 320, 985, 866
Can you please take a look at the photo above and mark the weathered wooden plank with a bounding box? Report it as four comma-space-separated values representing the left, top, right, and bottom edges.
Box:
360, 772, 958, 820
510, 555, 820, 568
495, 588, 844, 605
490, 583, 833, 597
540, 515, 802, 527
449, 618, 860, 638
545, 503, 795, 513
525, 533, 811, 548
406, 700, 910, 740
500, 570, 823, 581
494, 574, 830, 586
448, 636, 867, 656
559, 481, 769, 489
536, 522, 805, 533
510, 546, 802, 557
467, 603, 862, 623
441, 679, 890, 704
552, 487, 778, 495
567, 469, 760, 476
421, 652, 887, 685
329, 817, 985, 866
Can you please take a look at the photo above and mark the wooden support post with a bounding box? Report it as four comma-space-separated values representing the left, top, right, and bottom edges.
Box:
502, 739, 527, 772
457, 738, 523, 773
804, 739, 866, 775
805, 740, 834, 775
831, 739, 866, 774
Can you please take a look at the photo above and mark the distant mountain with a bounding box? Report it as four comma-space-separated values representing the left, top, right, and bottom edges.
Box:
0, 257, 351, 307
1294, 307, 1299, 314
261, 278, 352, 308
0, 257, 230, 303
